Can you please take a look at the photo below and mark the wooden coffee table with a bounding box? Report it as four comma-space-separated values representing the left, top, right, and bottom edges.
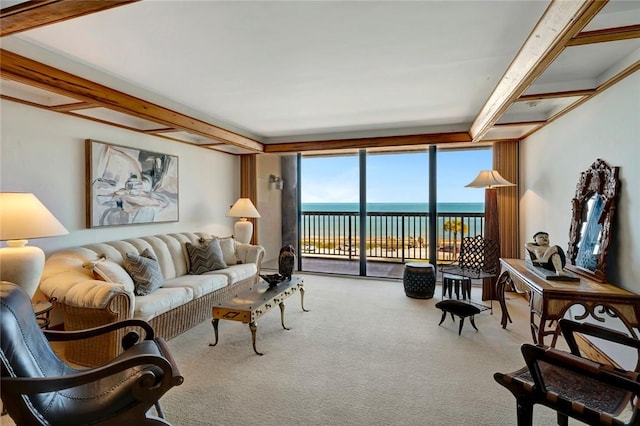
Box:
210, 276, 307, 355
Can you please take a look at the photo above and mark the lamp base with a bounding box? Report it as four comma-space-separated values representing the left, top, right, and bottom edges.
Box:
0, 244, 45, 299
234, 219, 253, 244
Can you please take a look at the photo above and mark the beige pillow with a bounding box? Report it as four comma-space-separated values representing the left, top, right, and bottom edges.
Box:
86, 257, 135, 293
218, 236, 239, 265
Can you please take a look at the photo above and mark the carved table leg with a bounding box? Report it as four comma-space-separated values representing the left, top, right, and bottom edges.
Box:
249, 321, 263, 356
300, 286, 309, 312
279, 301, 290, 330
209, 318, 220, 347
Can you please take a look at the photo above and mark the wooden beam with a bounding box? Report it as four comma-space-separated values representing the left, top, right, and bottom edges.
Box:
264, 132, 471, 154
50, 101, 97, 112
568, 24, 640, 46
0, 49, 264, 152
1, 0, 140, 37
469, 0, 608, 142
517, 89, 595, 102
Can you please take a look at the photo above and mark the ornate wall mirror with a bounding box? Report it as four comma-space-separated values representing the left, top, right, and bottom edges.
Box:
566, 159, 620, 282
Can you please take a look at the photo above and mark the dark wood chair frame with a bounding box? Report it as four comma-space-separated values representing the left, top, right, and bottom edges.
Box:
1, 282, 184, 425
495, 319, 640, 426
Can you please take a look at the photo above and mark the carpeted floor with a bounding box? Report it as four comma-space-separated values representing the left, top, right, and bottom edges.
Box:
160, 274, 570, 426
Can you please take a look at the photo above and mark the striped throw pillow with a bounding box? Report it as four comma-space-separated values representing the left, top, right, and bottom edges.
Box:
124, 249, 165, 296
186, 238, 227, 275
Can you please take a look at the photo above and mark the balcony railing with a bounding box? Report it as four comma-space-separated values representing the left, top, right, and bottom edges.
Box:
301, 210, 484, 263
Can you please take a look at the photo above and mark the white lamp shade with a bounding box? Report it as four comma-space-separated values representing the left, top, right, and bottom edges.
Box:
0, 193, 68, 298
465, 170, 516, 189
227, 198, 261, 219
1, 193, 69, 241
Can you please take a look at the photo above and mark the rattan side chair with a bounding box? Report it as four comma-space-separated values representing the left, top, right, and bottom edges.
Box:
1, 281, 184, 425
494, 319, 640, 426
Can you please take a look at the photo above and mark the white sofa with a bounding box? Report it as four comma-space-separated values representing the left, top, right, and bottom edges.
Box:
40, 232, 264, 366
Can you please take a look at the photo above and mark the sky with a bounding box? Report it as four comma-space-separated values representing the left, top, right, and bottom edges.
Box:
301, 148, 492, 204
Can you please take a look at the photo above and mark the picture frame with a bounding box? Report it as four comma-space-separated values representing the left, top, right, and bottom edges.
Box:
86, 139, 179, 228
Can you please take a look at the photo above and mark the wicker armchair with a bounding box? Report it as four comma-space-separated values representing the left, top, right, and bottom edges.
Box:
494, 319, 640, 426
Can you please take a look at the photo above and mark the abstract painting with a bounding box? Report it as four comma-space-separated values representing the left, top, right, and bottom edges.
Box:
86, 140, 179, 227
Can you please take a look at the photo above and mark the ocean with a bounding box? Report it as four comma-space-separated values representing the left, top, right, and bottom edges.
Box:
302, 202, 484, 213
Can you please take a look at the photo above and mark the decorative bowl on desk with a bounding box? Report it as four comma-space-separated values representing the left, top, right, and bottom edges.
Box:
260, 273, 285, 287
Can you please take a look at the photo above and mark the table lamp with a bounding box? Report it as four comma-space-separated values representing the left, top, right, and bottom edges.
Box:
0, 193, 69, 299
227, 198, 261, 244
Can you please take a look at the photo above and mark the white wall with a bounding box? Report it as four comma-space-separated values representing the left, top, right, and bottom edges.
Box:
520, 71, 639, 292
256, 154, 284, 268
1, 100, 241, 254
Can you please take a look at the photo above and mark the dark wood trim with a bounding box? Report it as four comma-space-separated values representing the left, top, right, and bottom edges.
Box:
568, 24, 640, 46
1, 0, 140, 37
0, 49, 264, 153
470, 0, 608, 142
264, 132, 471, 153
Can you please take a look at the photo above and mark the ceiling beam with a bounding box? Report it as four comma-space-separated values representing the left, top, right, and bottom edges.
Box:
469, 0, 608, 142
568, 24, 640, 46
0, 49, 264, 152
517, 89, 595, 102
1, 0, 140, 37
264, 132, 471, 154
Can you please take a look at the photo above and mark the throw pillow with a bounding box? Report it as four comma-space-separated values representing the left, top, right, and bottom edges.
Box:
185, 238, 227, 275
124, 251, 165, 296
83, 255, 135, 293
218, 236, 239, 265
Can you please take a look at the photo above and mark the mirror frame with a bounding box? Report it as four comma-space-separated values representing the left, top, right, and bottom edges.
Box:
566, 159, 620, 283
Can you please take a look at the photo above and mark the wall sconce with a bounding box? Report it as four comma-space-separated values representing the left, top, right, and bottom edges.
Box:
269, 174, 284, 190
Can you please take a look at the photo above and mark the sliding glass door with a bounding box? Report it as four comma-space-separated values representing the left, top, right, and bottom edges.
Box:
298, 147, 491, 278
300, 154, 361, 276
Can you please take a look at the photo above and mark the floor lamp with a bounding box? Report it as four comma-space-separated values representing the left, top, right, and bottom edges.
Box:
0, 193, 69, 299
465, 170, 515, 300
227, 198, 261, 244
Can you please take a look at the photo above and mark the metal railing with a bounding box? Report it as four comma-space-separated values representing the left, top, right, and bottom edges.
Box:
301, 210, 484, 263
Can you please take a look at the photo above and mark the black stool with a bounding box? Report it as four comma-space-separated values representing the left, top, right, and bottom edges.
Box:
435, 299, 481, 335
442, 274, 472, 300
403, 262, 436, 299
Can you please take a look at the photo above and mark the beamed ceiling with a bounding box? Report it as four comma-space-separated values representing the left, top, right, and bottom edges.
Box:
1, 0, 639, 155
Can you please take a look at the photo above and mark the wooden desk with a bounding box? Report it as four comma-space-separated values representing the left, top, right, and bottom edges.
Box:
500, 258, 640, 347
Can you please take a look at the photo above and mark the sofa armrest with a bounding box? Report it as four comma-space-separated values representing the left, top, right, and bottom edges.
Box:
40, 270, 134, 316
236, 244, 265, 269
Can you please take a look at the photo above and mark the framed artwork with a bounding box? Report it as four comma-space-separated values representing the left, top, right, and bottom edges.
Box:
86, 139, 179, 228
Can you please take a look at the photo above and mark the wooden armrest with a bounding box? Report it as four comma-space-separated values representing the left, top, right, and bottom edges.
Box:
43, 319, 155, 342
1, 351, 174, 395
558, 319, 640, 357
521, 343, 640, 395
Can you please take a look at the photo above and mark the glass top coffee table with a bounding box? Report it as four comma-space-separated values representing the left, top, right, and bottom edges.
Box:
210, 276, 307, 355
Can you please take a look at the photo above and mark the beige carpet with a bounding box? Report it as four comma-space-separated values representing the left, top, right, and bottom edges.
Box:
160, 274, 569, 426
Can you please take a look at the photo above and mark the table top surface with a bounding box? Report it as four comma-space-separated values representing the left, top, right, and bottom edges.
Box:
214, 276, 302, 311
501, 258, 639, 298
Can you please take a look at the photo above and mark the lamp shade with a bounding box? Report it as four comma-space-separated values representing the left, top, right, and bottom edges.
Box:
0, 193, 68, 299
0, 193, 69, 242
465, 170, 516, 189
227, 198, 261, 219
